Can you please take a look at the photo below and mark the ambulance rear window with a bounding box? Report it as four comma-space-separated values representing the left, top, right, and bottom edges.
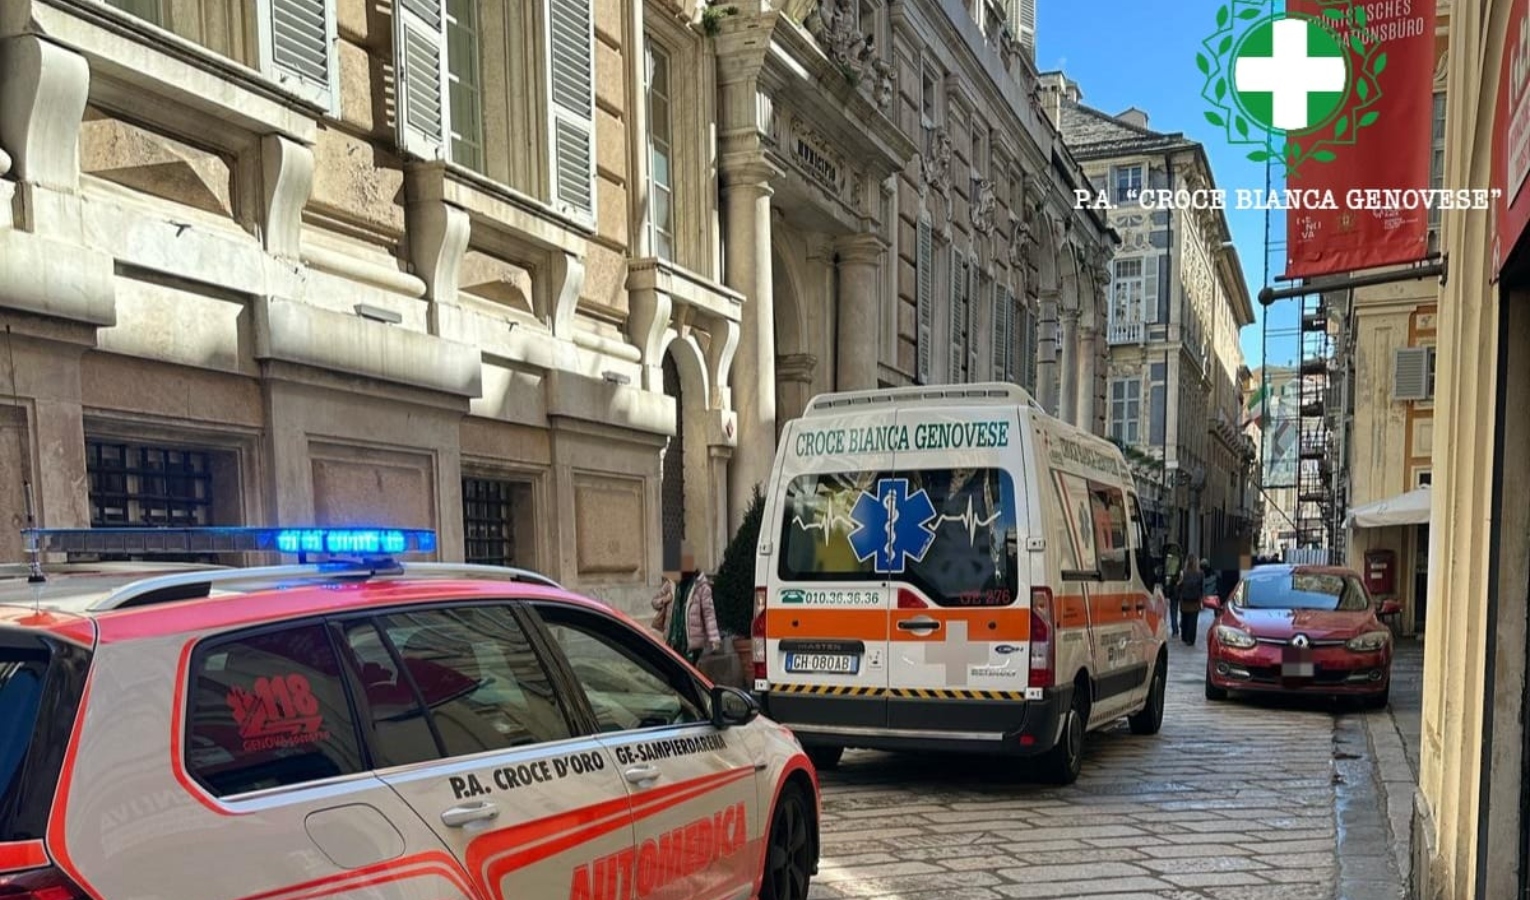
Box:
778, 468, 1020, 607
0, 630, 91, 841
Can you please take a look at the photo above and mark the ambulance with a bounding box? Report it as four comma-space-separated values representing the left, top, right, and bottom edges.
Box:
749, 383, 1170, 784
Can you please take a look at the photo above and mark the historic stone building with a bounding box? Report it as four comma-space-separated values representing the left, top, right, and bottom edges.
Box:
0, 0, 745, 611
708, 0, 1115, 536
1045, 79, 1257, 565
0, 0, 1108, 613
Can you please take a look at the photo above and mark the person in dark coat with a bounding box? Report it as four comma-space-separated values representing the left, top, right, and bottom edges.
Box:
1177, 558, 1208, 646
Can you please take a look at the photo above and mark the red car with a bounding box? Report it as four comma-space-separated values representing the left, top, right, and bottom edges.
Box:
1204, 564, 1399, 708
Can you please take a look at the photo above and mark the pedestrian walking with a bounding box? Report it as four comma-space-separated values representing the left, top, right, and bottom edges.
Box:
1177, 558, 1208, 646
667, 551, 720, 664
649, 574, 676, 635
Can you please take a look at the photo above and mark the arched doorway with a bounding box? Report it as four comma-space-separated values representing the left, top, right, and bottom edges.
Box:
661, 352, 685, 573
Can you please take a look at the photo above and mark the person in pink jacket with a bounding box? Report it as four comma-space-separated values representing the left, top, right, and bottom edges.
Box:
665, 551, 720, 663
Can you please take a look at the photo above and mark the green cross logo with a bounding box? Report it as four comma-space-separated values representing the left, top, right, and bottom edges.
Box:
1199, 0, 1390, 174
1233, 17, 1348, 133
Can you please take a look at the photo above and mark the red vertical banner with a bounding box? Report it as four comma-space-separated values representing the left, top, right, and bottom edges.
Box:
1494, 0, 1530, 277
1284, 0, 1437, 279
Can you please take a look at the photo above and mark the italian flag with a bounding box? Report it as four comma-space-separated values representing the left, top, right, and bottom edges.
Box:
1244, 383, 1271, 429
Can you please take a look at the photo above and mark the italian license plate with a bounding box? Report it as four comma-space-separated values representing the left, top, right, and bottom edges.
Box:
1282, 650, 1314, 678
784, 653, 859, 675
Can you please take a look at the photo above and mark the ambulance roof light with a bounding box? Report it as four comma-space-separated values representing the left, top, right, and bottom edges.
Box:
22, 526, 439, 558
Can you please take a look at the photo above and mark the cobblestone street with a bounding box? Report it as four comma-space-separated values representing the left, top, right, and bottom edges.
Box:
807, 617, 1421, 900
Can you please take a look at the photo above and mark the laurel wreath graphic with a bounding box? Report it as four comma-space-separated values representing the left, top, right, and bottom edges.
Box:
1198, 0, 1388, 176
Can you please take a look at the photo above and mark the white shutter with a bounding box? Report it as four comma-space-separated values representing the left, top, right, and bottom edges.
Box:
1004, 287, 1017, 381
258, 0, 337, 109
997, 283, 1009, 378
394, 0, 449, 159
916, 219, 934, 383
1017, 0, 1036, 54
548, 0, 596, 218
1142, 253, 1160, 324
1393, 347, 1431, 401
950, 257, 968, 383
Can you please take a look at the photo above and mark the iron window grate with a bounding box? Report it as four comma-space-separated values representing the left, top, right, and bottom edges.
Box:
463, 477, 521, 567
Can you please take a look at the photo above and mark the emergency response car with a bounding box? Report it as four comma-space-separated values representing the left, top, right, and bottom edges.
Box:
0, 526, 819, 900
750, 384, 1170, 784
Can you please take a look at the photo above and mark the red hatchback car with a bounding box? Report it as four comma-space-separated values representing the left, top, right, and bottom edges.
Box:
1204, 564, 1398, 708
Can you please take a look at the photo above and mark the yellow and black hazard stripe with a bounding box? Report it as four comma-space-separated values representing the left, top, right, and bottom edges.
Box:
766, 684, 1029, 701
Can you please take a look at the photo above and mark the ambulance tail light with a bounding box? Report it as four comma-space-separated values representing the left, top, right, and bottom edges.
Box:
897, 588, 929, 609
0, 864, 92, 899
751, 587, 768, 680
1029, 587, 1055, 689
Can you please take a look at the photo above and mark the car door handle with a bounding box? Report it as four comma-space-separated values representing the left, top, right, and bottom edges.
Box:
624, 764, 661, 785
1134, 602, 1146, 611
897, 618, 940, 632
441, 801, 499, 828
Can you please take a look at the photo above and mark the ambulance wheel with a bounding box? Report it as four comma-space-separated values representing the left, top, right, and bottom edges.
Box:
1128, 654, 1167, 735
1039, 688, 1086, 785
806, 745, 843, 771
761, 782, 813, 900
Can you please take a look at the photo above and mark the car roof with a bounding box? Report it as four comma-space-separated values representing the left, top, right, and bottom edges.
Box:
0, 562, 613, 646
1244, 563, 1362, 578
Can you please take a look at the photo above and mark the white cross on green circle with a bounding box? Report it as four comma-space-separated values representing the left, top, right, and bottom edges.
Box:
1232, 15, 1349, 134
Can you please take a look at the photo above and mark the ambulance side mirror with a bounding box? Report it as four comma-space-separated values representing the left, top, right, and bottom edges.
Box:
711, 685, 760, 729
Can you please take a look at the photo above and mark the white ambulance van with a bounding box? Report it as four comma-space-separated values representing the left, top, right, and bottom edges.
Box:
749, 383, 1170, 784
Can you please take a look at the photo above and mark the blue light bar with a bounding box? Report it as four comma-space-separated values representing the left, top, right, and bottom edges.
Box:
23, 526, 438, 557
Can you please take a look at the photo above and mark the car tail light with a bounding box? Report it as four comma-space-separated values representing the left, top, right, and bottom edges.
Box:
0, 865, 91, 899
1029, 587, 1055, 689
751, 587, 768, 681
897, 588, 928, 609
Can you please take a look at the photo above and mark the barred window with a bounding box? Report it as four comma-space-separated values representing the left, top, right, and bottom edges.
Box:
462, 477, 535, 568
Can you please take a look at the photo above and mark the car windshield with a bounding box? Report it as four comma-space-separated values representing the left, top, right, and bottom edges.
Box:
1238, 572, 1370, 612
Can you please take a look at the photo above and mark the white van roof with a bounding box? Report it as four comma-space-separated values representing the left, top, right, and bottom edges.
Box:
803, 382, 1042, 417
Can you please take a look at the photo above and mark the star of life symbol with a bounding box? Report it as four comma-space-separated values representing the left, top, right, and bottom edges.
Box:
1233, 16, 1347, 133
847, 478, 938, 574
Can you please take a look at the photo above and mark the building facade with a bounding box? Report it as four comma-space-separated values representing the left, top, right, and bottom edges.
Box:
0, 0, 740, 612
0, 0, 1110, 614
1046, 82, 1257, 564
1415, 0, 1530, 895
1246, 365, 1304, 557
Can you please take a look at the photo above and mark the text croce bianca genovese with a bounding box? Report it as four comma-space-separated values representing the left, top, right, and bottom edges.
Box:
1074, 187, 1504, 212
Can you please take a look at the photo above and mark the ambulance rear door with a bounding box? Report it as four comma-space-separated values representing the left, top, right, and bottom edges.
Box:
763, 413, 899, 730
883, 404, 1031, 734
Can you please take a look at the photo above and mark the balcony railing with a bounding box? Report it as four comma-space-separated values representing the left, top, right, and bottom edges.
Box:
1108, 321, 1144, 345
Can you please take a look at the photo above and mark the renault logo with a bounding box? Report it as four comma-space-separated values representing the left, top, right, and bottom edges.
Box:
1291, 634, 1310, 648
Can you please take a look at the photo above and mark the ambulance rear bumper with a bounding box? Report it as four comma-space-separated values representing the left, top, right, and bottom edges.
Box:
757, 685, 1071, 757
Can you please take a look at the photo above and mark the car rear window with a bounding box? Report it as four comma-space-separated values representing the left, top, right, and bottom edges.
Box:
778, 467, 1020, 606
0, 630, 91, 841
186, 622, 364, 798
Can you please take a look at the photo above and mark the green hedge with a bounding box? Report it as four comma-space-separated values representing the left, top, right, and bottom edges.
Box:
713, 483, 764, 637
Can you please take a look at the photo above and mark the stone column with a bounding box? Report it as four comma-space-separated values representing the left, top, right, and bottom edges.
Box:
835, 233, 886, 392
723, 159, 781, 530
1058, 309, 1080, 426
1078, 324, 1099, 433
1036, 289, 1061, 415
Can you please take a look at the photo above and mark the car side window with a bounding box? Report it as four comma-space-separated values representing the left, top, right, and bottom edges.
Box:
530, 605, 706, 733
186, 622, 363, 798
351, 605, 575, 762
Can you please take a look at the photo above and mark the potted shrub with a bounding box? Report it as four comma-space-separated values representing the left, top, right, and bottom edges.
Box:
713, 484, 766, 683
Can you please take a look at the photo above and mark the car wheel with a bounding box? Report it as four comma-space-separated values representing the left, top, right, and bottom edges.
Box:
1039, 688, 1087, 785
760, 782, 814, 900
1128, 655, 1167, 735
1204, 673, 1228, 701
805, 745, 843, 771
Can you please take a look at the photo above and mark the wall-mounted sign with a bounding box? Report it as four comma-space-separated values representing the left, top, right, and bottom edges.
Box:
1495, 0, 1530, 277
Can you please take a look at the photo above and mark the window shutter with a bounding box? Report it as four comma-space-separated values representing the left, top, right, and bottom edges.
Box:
992, 284, 1010, 380
548, 0, 596, 218
394, 0, 449, 159
1017, 0, 1035, 54
969, 270, 981, 381
1141, 254, 1160, 324
1022, 301, 1038, 392
1393, 346, 1431, 401
259, 0, 337, 109
916, 219, 934, 383
950, 257, 968, 383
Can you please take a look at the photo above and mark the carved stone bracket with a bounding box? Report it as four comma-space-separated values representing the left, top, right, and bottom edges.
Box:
0, 35, 89, 191
804, 0, 893, 110
704, 316, 738, 410
1008, 212, 1030, 267
546, 251, 584, 339
920, 128, 952, 197
971, 178, 998, 237
261, 134, 316, 261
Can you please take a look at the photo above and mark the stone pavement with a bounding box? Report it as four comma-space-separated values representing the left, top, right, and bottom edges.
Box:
806, 613, 1416, 900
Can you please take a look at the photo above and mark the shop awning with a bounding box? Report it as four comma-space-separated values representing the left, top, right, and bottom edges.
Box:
1345, 486, 1432, 528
